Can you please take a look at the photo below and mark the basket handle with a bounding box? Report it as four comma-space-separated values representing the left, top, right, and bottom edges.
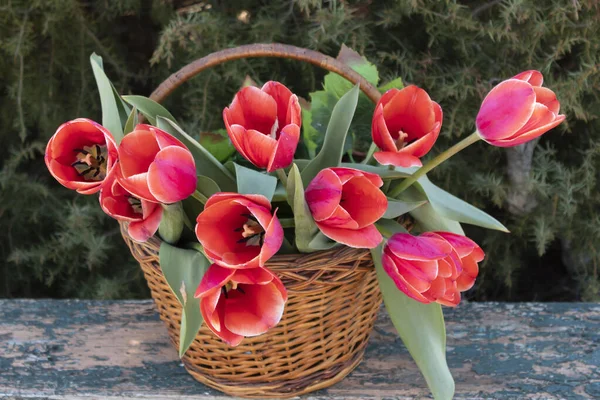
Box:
150, 43, 382, 104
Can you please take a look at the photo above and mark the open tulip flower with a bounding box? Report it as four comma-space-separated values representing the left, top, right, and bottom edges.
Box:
195, 193, 283, 269
382, 232, 483, 307
223, 81, 301, 172
45, 118, 118, 194
305, 167, 388, 249
99, 174, 163, 243
476, 70, 566, 147
117, 124, 196, 204
195, 264, 287, 346
371, 85, 442, 167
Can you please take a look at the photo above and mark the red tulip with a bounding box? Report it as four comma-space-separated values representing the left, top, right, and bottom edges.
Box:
382, 232, 484, 307
371, 86, 442, 167
305, 167, 387, 249
195, 264, 287, 346
476, 70, 566, 147
99, 174, 163, 242
195, 193, 283, 269
45, 118, 118, 194
435, 232, 484, 292
223, 81, 301, 172
117, 124, 196, 204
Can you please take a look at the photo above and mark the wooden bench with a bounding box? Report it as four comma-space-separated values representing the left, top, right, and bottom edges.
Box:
0, 300, 598, 399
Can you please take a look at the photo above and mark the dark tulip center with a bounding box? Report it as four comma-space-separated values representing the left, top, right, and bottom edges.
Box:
234, 213, 265, 247
126, 195, 143, 215
71, 144, 108, 181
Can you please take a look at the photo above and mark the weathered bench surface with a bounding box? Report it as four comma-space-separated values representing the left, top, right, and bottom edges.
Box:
0, 300, 598, 399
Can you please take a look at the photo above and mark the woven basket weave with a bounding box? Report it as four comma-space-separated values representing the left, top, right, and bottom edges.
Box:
122, 44, 386, 398
121, 223, 382, 398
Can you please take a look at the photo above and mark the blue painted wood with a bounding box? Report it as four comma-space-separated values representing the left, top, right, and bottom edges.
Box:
0, 300, 598, 399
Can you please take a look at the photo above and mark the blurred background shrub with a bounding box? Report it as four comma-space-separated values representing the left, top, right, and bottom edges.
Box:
1, 0, 598, 300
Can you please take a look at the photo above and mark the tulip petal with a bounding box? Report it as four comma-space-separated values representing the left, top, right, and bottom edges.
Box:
372, 104, 398, 152
223, 115, 252, 161
242, 129, 277, 169
261, 81, 294, 130
316, 222, 382, 248
206, 192, 272, 211
118, 129, 161, 177
147, 146, 197, 203
513, 70, 543, 86
128, 203, 163, 242
382, 252, 431, 304
201, 297, 244, 346
374, 151, 423, 167
232, 267, 274, 285
340, 176, 388, 228
147, 125, 187, 150
257, 208, 283, 267
268, 123, 300, 172
224, 281, 285, 336
320, 205, 358, 229
330, 167, 384, 187
456, 256, 479, 291
196, 264, 236, 298
305, 169, 343, 221
387, 233, 452, 261
401, 122, 440, 158
493, 115, 565, 147
382, 85, 436, 142
476, 79, 536, 141
118, 171, 156, 202
435, 231, 481, 258
229, 86, 278, 135
287, 94, 302, 126
534, 86, 560, 114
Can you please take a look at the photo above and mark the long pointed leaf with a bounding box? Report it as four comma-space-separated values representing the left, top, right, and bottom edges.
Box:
122, 95, 176, 126
159, 242, 210, 357
89, 53, 127, 143
371, 245, 455, 400
156, 117, 236, 192
301, 85, 360, 186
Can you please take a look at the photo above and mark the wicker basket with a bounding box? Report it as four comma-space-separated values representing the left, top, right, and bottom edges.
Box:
121, 44, 385, 398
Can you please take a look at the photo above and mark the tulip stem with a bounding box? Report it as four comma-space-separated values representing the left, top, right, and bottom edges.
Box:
389, 131, 481, 197
279, 218, 295, 228
276, 169, 288, 187
192, 190, 208, 204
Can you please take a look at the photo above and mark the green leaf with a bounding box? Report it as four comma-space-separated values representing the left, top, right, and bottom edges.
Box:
234, 163, 277, 202
124, 106, 138, 134
196, 175, 220, 199
378, 77, 404, 92
156, 117, 236, 192
398, 185, 464, 234
287, 164, 318, 252
375, 218, 409, 237
122, 95, 176, 126
384, 198, 427, 219
89, 53, 128, 143
159, 243, 210, 357
371, 245, 455, 400
308, 231, 340, 250
199, 129, 236, 162
392, 167, 508, 232
301, 85, 360, 186
340, 163, 411, 180
417, 175, 508, 232
324, 44, 379, 97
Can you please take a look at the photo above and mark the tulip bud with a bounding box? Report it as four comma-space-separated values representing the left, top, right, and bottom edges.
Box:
159, 202, 185, 244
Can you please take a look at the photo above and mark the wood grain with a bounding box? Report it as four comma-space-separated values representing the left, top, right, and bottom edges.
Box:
0, 300, 599, 399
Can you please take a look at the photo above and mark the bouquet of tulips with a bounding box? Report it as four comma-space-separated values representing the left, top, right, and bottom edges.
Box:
44, 48, 564, 398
